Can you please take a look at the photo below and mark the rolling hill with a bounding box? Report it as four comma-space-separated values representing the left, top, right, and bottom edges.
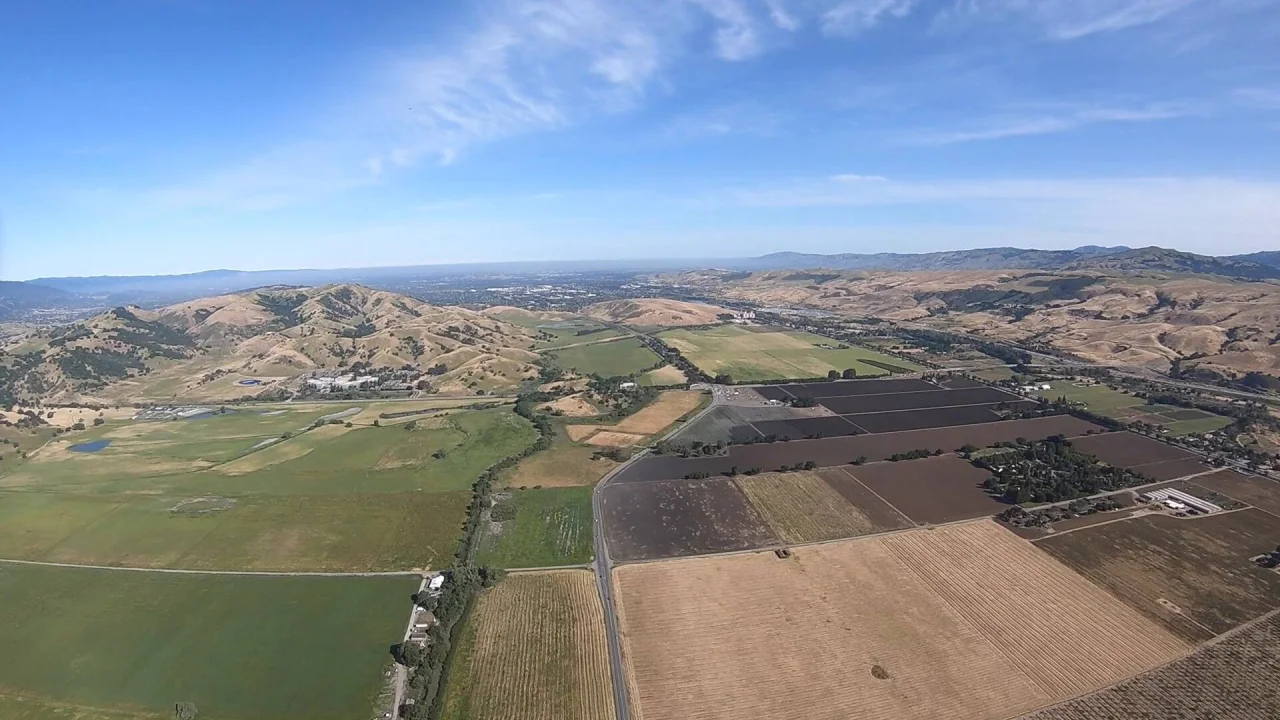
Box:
584, 298, 729, 327
1, 284, 542, 403
665, 268, 1280, 379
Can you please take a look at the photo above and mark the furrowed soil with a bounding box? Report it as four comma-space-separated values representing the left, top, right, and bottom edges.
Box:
1193, 469, 1280, 517
1023, 610, 1280, 720
735, 471, 886, 543
440, 570, 614, 720
614, 521, 1184, 720
1036, 509, 1280, 641
881, 521, 1187, 699
600, 478, 777, 561
848, 455, 1006, 524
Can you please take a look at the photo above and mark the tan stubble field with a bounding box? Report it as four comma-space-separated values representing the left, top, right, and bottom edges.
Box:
614, 520, 1188, 720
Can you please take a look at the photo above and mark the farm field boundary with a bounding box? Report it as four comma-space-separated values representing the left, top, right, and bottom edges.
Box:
438, 570, 615, 720
612, 521, 1185, 720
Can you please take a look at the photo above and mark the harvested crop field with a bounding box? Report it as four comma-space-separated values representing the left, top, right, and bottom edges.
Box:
815, 467, 915, 532
614, 415, 1104, 484
1036, 509, 1280, 641
657, 326, 925, 382
612, 391, 705, 435
1190, 469, 1280, 517
735, 471, 886, 543
1024, 610, 1280, 720
1069, 431, 1197, 468
440, 570, 614, 720
1129, 457, 1212, 481
638, 364, 687, 386
847, 456, 1005, 525
614, 521, 1185, 720
541, 394, 600, 417
584, 431, 648, 447
600, 478, 776, 561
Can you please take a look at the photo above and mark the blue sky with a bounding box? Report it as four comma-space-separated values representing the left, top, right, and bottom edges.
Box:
2, 0, 1279, 280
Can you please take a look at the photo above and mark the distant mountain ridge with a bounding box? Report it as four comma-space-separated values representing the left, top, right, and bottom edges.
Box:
738, 246, 1280, 279
7, 245, 1280, 320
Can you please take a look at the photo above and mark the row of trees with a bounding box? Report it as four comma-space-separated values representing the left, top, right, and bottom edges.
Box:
392, 392, 554, 720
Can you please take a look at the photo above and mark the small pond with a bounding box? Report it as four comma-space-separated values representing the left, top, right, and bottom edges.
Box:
69, 439, 112, 453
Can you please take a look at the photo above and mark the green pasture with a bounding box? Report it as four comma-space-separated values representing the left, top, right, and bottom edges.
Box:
0, 563, 414, 720
1033, 382, 1233, 436
543, 337, 661, 378
657, 325, 925, 382
0, 407, 535, 570
1032, 381, 1144, 413
476, 487, 595, 568
0, 490, 469, 571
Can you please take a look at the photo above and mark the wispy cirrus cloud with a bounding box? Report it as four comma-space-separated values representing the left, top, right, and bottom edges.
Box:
822, 0, 920, 36
899, 101, 1196, 144
936, 0, 1199, 40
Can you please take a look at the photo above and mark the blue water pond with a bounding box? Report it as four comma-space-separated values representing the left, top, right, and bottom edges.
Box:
69, 439, 112, 453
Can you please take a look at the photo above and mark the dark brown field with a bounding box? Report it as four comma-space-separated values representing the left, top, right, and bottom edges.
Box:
1195, 469, 1280, 517
599, 478, 777, 561
1129, 457, 1212, 481
1069, 431, 1198, 468
1024, 610, 1280, 720
614, 416, 1105, 483
848, 456, 1006, 525
819, 387, 1019, 415
1036, 509, 1280, 642
751, 415, 862, 440
755, 378, 938, 400
844, 405, 1017, 434
816, 467, 915, 532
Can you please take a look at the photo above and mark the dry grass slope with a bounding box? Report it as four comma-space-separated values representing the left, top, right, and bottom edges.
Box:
452, 571, 615, 720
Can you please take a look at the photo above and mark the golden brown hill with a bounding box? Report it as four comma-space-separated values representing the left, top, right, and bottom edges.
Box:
584, 298, 727, 327
663, 269, 1280, 378
3, 284, 541, 402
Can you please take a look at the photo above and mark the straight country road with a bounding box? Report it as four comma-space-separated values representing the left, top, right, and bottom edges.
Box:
592, 388, 721, 720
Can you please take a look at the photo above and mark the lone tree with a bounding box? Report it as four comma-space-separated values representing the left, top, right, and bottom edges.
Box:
827, 370, 841, 380
842, 368, 857, 379
174, 702, 198, 720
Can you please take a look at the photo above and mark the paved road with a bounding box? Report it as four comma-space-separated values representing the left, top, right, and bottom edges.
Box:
0, 557, 423, 577
592, 389, 722, 720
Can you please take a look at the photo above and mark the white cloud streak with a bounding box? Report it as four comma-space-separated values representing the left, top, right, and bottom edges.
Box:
939, 0, 1199, 39
900, 102, 1195, 144
822, 0, 919, 36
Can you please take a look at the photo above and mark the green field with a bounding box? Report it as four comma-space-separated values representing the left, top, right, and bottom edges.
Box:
1032, 381, 1145, 413
0, 563, 415, 720
657, 325, 926, 382
476, 487, 595, 568
0, 406, 535, 570
499, 422, 617, 490
543, 337, 661, 378
1033, 381, 1234, 436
